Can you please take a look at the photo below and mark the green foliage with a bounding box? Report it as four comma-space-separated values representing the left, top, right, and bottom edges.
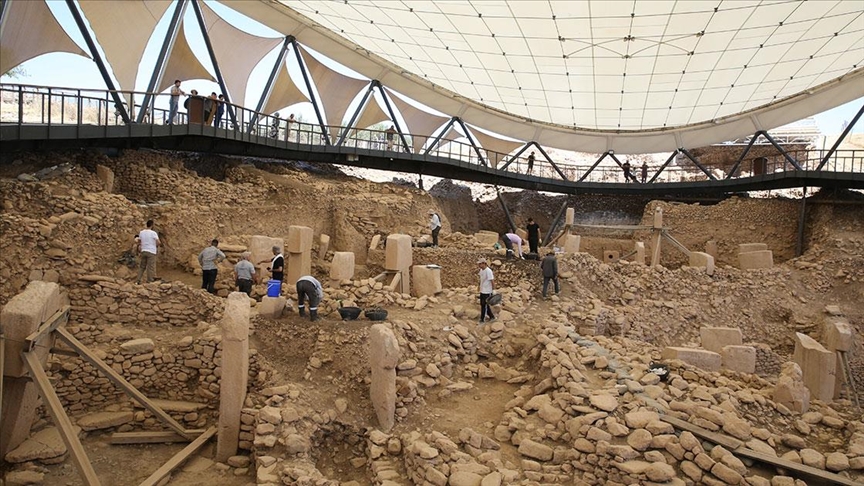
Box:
2, 66, 27, 79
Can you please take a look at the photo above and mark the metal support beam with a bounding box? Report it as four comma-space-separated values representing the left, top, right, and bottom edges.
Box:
578, 151, 610, 182
534, 143, 568, 180
453, 117, 487, 166
423, 117, 457, 154
336, 81, 374, 146
376, 83, 411, 153
796, 187, 807, 257
191, 0, 236, 128
249, 36, 292, 131
65, 0, 130, 125
501, 142, 531, 170
725, 131, 761, 179
542, 201, 569, 247
817, 103, 864, 171
496, 187, 517, 233
0, 0, 12, 39
290, 38, 329, 144
760, 130, 802, 170
137, 0, 187, 124
678, 147, 717, 180
648, 150, 679, 184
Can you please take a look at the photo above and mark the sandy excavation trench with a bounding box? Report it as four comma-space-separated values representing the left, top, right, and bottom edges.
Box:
0, 149, 862, 486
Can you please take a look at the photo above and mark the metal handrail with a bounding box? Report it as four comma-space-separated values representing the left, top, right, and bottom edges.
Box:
1, 83, 862, 184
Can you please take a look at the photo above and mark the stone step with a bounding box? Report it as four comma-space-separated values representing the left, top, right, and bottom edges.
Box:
133, 398, 209, 413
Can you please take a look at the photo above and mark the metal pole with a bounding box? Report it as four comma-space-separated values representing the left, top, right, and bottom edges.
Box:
65, 0, 131, 124
249, 36, 292, 131
499, 142, 532, 171
190, 0, 236, 127
578, 152, 609, 182
817, 103, 864, 171
290, 38, 329, 144
496, 187, 517, 233
136, 0, 187, 123
376, 83, 411, 152
678, 147, 717, 180
0, 0, 11, 39
796, 187, 807, 257
760, 130, 803, 170
542, 201, 569, 247
423, 117, 456, 154
648, 150, 679, 183
725, 132, 761, 179
337, 81, 374, 146
454, 117, 487, 166
532, 144, 568, 181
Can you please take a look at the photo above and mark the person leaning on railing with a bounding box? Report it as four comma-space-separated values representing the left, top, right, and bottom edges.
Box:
168, 80, 184, 125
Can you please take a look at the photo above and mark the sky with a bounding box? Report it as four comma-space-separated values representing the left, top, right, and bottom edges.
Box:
3, 0, 862, 138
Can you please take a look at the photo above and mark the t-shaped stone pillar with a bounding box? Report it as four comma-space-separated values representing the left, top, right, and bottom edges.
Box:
385, 234, 412, 294
369, 324, 400, 432
792, 332, 836, 402
216, 292, 250, 461
287, 226, 313, 284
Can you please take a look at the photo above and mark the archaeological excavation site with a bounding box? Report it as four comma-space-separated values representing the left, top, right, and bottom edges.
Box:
0, 149, 862, 486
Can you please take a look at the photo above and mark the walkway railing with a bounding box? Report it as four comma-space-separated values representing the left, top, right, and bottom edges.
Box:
1, 83, 862, 186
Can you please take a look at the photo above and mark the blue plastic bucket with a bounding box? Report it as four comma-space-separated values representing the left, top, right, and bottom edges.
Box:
266, 280, 281, 297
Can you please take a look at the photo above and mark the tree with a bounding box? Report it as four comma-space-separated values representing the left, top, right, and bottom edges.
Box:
2, 66, 27, 79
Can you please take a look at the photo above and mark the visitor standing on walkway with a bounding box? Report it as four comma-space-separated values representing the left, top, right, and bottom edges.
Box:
540, 251, 560, 298
526, 218, 541, 254
429, 209, 442, 247
136, 220, 161, 284
167, 80, 184, 125
198, 239, 226, 294
268, 246, 284, 283
623, 160, 632, 182
234, 252, 257, 296
296, 275, 323, 321
501, 232, 525, 259
386, 125, 397, 150
527, 151, 535, 174
214, 94, 225, 128
477, 258, 495, 323
641, 161, 649, 183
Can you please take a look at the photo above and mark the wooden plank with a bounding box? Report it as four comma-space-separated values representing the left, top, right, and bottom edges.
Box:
138, 427, 216, 486
55, 328, 194, 440
25, 306, 70, 350
660, 415, 743, 450
735, 447, 861, 486
111, 430, 203, 445
23, 351, 102, 486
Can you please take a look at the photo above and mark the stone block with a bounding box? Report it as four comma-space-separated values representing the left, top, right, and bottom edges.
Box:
515, 229, 528, 241
412, 265, 442, 297
287, 251, 312, 285
603, 250, 619, 262
721, 345, 756, 374
2, 281, 61, 377
739, 250, 773, 270
95, 164, 114, 192
700, 327, 743, 354
660, 347, 722, 372
369, 234, 381, 250
318, 234, 330, 258
370, 324, 400, 432
634, 242, 645, 265
286, 226, 313, 253
258, 297, 287, 319
565, 208, 575, 225
248, 236, 284, 266
774, 362, 809, 413
330, 252, 355, 281
474, 231, 499, 247
385, 234, 413, 271
563, 234, 581, 254
120, 338, 155, 355
217, 292, 250, 461
738, 243, 768, 254
792, 333, 836, 402
824, 317, 852, 352
689, 251, 715, 275
705, 240, 718, 259
653, 207, 663, 229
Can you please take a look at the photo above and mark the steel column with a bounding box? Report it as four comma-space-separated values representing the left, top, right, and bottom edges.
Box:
136, 0, 187, 124
65, 0, 130, 124
500, 142, 531, 171
795, 187, 807, 257
453, 117, 487, 166
376, 84, 411, 152
496, 187, 517, 233
0, 0, 11, 39
191, 0, 236, 127
817, 103, 864, 171
760, 130, 802, 170
678, 148, 717, 180
249, 36, 292, 131
290, 38, 329, 144
534, 144, 568, 181
423, 117, 456, 154
725, 132, 761, 179
578, 152, 610, 182
648, 151, 679, 183
542, 201, 569, 247
336, 81, 374, 146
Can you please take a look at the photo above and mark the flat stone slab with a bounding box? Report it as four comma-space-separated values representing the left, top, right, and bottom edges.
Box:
137, 399, 208, 413
5, 426, 77, 463
76, 411, 134, 431
661, 347, 722, 372
120, 338, 155, 355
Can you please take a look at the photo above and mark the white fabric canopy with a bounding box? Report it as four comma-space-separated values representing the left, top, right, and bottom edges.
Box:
262, 55, 310, 115
354, 98, 390, 131
466, 126, 525, 169
200, 1, 281, 106
1, 0, 88, 75
386, 89, 450, 153
298, 45, 370, 136
160, 23, 215, 92
78, 0, 170, 95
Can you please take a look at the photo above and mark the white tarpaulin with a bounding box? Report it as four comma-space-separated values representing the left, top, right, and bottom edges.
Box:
262, 56, 309, 115
465, 126, 524, 169
386, 89, 450, 153
1, 0, 88, 75
160, 23, 215, 92
199, 1, 281, 106
298, 45, 369, 137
